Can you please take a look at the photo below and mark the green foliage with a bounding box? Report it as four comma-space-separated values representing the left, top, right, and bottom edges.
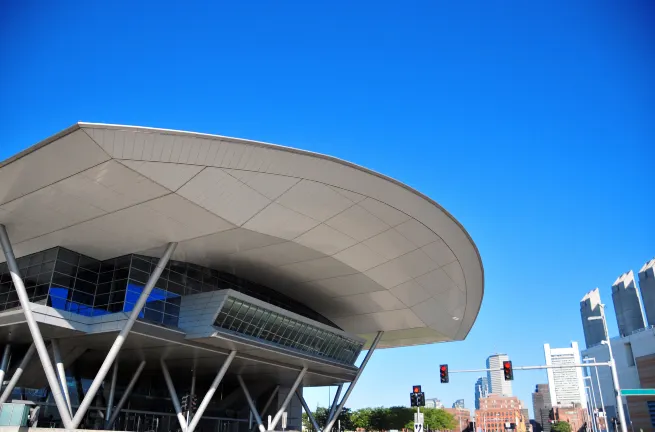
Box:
405, 408, 457, 431
550, 422, 572, 432
302, 405, 456, 432
301, 407, 353, 432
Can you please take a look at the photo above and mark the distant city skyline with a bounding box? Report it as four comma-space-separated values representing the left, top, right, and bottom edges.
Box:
475, 377, 489, 409
487, 354, 513, 397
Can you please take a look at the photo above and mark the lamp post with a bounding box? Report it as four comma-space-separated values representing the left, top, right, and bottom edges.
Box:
584, 356, 607, 431
588, 304, 627, 432
585, 385, 598, 432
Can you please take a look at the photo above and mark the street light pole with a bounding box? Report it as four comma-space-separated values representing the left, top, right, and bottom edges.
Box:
589, 305, 627, 432
584, 356, 607, 431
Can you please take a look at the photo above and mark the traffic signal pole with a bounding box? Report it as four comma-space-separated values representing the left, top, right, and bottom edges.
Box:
447, 362, 610, 373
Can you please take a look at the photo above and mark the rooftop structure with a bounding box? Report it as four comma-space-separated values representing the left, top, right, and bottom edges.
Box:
612, 271, 646, 337
580, 288, 607, 348
638, 258, 655, 327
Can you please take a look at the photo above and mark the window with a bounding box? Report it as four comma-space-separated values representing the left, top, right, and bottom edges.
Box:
625, 342, 635, 367
648, 401, 655, 427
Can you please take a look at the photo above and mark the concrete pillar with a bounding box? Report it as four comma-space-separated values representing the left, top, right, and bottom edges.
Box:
274, 386, 303, 431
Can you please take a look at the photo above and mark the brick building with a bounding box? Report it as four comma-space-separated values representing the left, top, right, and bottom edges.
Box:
551, 405, 588, 432
474, 395, 528, 432
443, 408, 471, 432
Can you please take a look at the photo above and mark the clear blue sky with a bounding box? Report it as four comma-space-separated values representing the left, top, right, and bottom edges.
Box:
1, 0, 654, 418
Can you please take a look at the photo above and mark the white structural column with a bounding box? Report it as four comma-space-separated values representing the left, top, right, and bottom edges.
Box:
599, 305, 627, 432
71, 242, 177, 428
161, 359, 190, 432
0, 345, 11, 389
251, 386, 280, 432
187, 351, 236, 432
106, 361, 119, 423
238, 375, 267, 432
106, 361, 146, 428
51, 339, 72, 415
324, 331, 384, 432
0, 343, 36, 405
326, 384, 343, 426
0, 225, 74, 428
296, 389, 320, 432
269, 367, 308, 431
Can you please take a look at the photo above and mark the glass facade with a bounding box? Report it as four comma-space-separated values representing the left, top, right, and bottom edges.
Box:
0, 247, 337, 328
214, 296, 363, 365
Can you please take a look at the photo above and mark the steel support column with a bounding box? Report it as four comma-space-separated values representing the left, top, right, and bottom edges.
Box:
0, 225, 74, 428
105, 361, 119, 424
161, 359, 189, 432
106, 361, 146, 428
269, 367, 308, 431
0, 345, 11, 389
0, 343, 35, 405
296, 389, 320, 432
324, 331, 384, 432
71, 241, 177, 428
326, 384, 343, 426
51, 339, 72, 415
187, 351, 236, 432
251, 386, 280, 432
238, 375, 267, 432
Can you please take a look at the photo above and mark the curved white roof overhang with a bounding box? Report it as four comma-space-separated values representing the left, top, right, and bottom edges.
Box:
0, 123, 484, 348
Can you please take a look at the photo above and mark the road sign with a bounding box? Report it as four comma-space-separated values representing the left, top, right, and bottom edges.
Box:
620, 389, 655, 396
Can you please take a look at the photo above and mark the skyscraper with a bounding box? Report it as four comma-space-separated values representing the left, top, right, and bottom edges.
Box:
612, 271, 646, 336
532, 384, 552, 432
580, 288, 608, 348
638, 258, 655, 327
475, 376, 489, 409
543, 342, 587, 407
486, 354, 512, 396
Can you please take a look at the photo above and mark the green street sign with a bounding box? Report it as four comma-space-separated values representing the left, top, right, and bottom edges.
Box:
620, 389, 655, 396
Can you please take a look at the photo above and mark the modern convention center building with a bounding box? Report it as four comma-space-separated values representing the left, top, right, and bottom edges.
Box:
0, 123, 483, 432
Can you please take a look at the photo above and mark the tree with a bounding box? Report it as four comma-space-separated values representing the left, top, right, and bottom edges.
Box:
405, 408, 457, 431
301, 407, 353, 432
551, 422, 572, 432
387, 407, 414, 430
352, 407, 373, 430
369, 407, 391, 431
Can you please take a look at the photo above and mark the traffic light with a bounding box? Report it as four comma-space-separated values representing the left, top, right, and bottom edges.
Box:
410, 392, 418, 407
417, 392, 425, 407
181, 394, 189, 411
503, 361, 513, 381
440, 364, 449, 383
191, 395, 198, 412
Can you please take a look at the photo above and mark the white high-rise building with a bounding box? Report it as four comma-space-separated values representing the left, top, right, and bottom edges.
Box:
543, 342, 587, 407
486, 354, 513, 396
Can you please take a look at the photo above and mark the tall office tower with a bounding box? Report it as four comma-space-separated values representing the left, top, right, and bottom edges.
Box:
580, 288, 608, 348
612, 270, 646, 336
543, 343, 587, 407
638, 258, 655, 327
486, 354, 512, 396
532, 384, 552, 432
475, 376, 489, 409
